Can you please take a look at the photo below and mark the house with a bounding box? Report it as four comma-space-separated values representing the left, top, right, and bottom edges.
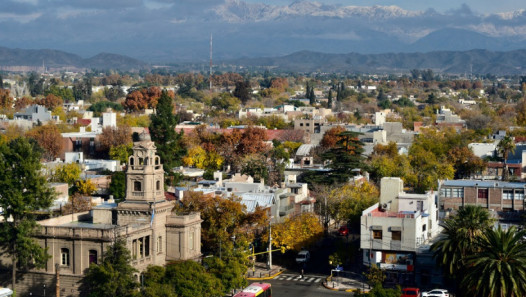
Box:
438, 180, 526, 223
360, 177, 440, 287
13, 104, 54, 124
0, 133, 202, 297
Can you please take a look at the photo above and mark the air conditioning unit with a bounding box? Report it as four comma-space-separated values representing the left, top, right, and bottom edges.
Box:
379, 203, 390, 212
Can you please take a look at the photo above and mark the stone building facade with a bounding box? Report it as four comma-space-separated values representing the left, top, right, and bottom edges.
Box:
0, 134, 202, 297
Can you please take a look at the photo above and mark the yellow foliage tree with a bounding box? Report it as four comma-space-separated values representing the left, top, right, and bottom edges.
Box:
53, 163, 81, 185
266, 213, 323, 252
183, 146, 224, 170
74, 179, 97, 196
327, 181, 379, 226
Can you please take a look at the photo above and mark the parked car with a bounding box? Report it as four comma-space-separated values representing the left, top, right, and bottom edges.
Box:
338, 225, 349, 236
296, 250, 310, 264
401, 288, 421, 297
422, 289, 449, 297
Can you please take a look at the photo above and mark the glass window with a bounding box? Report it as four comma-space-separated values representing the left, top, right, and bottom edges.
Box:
503, 190, 513, 200
440, 188, 451, 197
132, 239, 137, 259
134, 181, 141, 191
422, 224, 427, 232
515, 190, 524, 200
478, 189, 488, 198
156, 180, 161, 191
391, 231, 401, 241
145, 236, 150, 257
452, 188, 463, 198
61, 248, 69, 266
139, 238, 144, 257
373, 230, 382, 239
89, 250, 97, 265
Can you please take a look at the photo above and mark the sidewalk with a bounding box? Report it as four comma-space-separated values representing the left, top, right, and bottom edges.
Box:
245, 261, 285, 280
322, 272, 370, 293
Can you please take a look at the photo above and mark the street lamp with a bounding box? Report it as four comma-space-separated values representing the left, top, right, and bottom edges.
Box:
268, 219, 273, 270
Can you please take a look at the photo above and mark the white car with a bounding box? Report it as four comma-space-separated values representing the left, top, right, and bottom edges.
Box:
296, 250, 310, 264
422, 289, 449, 297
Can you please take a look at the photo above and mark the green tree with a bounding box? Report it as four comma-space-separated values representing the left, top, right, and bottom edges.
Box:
109, 171, 126, 202
497, 135, 516, 181
165, 261, 224, 297
141, 266, 177, 297
204, 255, 248, 294
327, 89, 333, 108
0, 138, 55, 294
461, 226, 526, 297
431, 206, 494, 276
327, 181, 379, 227
109, 143, 133, 164
233, 80, 251, 104
85, 240, 138, 297
321, 131, 365, 184
149, 90, 186, 172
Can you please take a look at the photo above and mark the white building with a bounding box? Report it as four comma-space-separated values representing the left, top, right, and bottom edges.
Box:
360, 177, 440, 287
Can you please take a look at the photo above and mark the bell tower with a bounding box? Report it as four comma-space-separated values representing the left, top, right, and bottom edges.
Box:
125, 133, 165, 202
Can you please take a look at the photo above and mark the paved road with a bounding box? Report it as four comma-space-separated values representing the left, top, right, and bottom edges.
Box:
263, 273, 352, 297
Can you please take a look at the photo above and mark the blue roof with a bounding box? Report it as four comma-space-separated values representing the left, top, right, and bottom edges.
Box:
442, 180, 526, 189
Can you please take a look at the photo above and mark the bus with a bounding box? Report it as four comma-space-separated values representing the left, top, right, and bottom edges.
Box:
233, 282, 272, 297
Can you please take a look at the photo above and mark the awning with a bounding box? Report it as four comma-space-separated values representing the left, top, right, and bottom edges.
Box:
371, 225, 383, 230
390, 226, 402, 231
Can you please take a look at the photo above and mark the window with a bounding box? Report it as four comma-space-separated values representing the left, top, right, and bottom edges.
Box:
134, 181, 142, 191
392, 231, 401, 241
139, 238, 144, 258
452, 188, 463, 198
61, 248, 70, 266
157, 236, 163, 253
478, 189, 488, 198
89, 250, 97, 265
440, 188, 451, 197
132, 239, 137, 259
373, 230, 382, 239
189, 231, 195, 250
156, 180, 161, 191
503, 190, 513, 200
145, 236, 150, 257
422, 224, 427, 232
515, 190, 524, 200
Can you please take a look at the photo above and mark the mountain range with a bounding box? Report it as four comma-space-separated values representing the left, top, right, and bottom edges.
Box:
2, 45, 526, 75
2, 1, 526, 62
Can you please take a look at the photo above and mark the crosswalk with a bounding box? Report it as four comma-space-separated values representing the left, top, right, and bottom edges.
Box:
273, 274, 324, 283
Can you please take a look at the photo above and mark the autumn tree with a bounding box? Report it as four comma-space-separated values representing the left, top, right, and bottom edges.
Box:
122, 86, 163, 112
72, 179, 97, 196
37, 93, 63, 110
26, 124, 63, 161
368, 142, 411, 183
62, 193, 92, 215
182, 145, 223, 171
52, 163, 81, 186
0, 138, 55, 294
14, 96, 33, 111
326, 181, 379, 227
174, 191, 268, 255
264, 213, 323, 252
97, 125, 132, 158
149, 90, 186, 172
448, 147, 486, 179
0, 88, 14, 110
320, 126, 346, 149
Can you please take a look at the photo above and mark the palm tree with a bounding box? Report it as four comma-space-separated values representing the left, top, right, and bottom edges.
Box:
431, 206, 494, 275
497, 135, 515, 181
461, 226, 526, 297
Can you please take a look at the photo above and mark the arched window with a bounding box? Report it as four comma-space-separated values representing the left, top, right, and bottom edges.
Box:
156, 180, 161, 191
89, 250, 97, 264
134, 181, 142, 191
61, 248, 70, 266
130, 157, 135, 166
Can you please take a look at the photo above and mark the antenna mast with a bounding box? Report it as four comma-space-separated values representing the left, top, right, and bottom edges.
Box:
209, 33, 213, 90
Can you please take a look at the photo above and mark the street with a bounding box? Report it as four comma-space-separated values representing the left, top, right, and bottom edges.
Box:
264, 274, 352, 297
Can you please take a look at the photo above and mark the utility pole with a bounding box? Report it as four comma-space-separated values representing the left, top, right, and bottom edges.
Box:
268, 220, 272, 270
209, 33, 213, 90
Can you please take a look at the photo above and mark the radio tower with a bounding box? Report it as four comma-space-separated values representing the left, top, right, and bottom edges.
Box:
209, 33, 213, 90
